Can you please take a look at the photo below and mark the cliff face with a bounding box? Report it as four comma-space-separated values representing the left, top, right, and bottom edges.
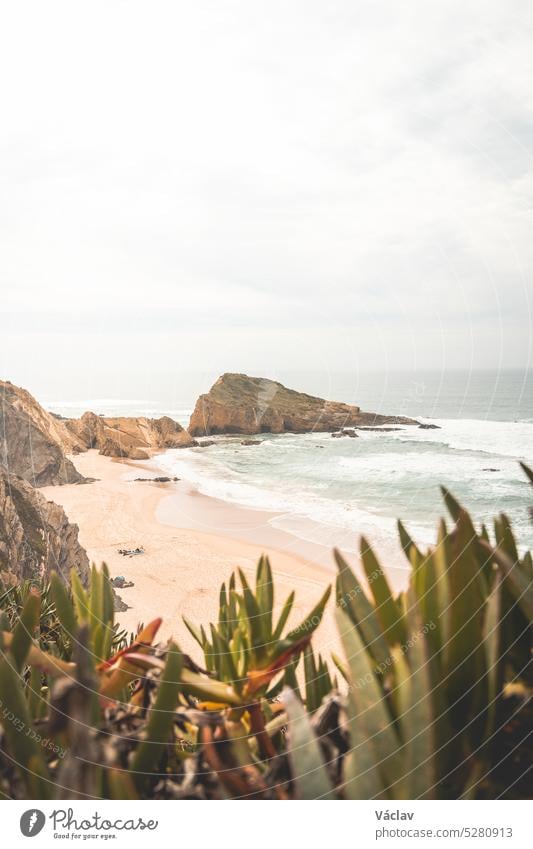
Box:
0, 380, 85, 486
65, 412, 196, 459
0, 472, 89, 585
0, 378, 196, 484
189, 373, 417, 436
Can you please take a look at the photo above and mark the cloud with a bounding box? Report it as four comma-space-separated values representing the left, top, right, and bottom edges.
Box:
0, 0, 531, 397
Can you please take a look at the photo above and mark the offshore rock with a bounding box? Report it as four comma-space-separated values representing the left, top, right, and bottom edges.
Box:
189, 373, 418, 436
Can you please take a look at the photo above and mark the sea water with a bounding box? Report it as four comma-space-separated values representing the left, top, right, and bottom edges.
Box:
46, 369, 533, 558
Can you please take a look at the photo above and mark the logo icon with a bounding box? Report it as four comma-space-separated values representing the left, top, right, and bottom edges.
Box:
20, 810, 46, 837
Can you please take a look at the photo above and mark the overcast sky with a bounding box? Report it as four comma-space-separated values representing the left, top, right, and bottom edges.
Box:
1, 1, 532, 402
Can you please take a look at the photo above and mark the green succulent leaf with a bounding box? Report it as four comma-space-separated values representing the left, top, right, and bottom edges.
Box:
70, 567, 89, 623
182, 616, 204, 648
0, 651, 51, 797
336, 607, 403, 794
335, 548, 391, 671
132, 643, 183, 784
440, 487, 463, 523
256, 555, 274, 640
483, 573, 503, 741
444, 510, 487, 722
11, 589, 41, 672
479, 539, 533, 622
397, 520, 422, 561
396, 593, 437, 799
272, 590, 295, 641
360, 537, 406, 646
519, 461, 533, 486
285, 585, 331, 645
282, 688, 336, 800
50, 571, 78, 639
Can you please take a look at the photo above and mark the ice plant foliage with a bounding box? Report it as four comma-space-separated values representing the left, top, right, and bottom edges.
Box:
0, 467, 531, 799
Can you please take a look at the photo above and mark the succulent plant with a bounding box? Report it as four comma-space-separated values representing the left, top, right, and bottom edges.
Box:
286, 471, 533, 800
0, 467, 531, 800
183, 556, 331, 701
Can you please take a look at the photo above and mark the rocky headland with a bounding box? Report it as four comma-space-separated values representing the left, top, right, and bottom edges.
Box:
189, 373, 418, 436
1, 379, 197, 491
0, 381, 196, 603
0, 380, 84, 486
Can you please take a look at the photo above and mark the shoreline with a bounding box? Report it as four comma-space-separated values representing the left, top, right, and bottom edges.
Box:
151, 462, 411, 586
41, 450, 347, 660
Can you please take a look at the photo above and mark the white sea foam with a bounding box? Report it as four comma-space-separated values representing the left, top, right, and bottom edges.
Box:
154, 415, 533, 556
393, 417, 532, 459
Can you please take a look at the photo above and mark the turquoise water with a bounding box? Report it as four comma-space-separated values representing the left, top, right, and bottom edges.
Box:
47, 369, 533, 559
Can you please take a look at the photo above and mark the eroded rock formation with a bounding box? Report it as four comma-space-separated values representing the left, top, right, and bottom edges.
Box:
0, 472, 90, 585
0, 380, 85, 486
65, 412, 196, 459
1, 378, 197, 484
189, 373, 418, 436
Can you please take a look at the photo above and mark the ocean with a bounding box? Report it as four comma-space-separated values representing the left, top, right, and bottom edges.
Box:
45, 369, 533, 561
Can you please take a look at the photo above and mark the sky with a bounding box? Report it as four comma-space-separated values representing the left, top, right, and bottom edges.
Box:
0, 0, 532, 404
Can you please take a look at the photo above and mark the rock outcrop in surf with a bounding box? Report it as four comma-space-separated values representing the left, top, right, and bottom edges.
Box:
188, 373, 418, 436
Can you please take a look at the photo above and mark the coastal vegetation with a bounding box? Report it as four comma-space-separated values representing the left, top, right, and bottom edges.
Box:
0, 468, 531, 800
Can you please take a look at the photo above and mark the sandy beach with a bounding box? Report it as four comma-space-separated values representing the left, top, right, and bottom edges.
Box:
41, 450, 347, 662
